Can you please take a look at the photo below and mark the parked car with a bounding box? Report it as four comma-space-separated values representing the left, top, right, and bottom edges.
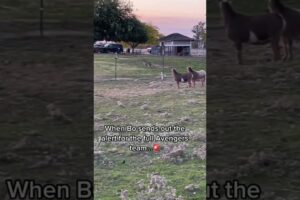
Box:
150, 46, 162, 55
94, 43, 104, 53
146, 47, 152, 54
98, 43, 123, 54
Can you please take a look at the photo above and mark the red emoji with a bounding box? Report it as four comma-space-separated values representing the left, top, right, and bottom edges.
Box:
153, 144, 160, 153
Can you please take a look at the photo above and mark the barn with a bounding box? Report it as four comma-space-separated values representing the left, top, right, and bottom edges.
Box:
159, 33, 196, 56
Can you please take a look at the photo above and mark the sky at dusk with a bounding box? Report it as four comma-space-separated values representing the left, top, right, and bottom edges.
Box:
130, 0, 206, 37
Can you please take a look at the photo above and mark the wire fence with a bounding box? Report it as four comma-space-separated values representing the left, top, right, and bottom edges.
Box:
94, 53, 206, 81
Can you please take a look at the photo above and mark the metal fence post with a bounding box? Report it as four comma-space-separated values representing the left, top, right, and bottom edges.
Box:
161, 42, 165, 81
115, 53, 118, 80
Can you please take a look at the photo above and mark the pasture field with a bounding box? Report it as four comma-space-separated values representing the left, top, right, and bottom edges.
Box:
0, 36, 93, 197
94, 54, 206, 199
207, 0, 300, 199
0, 0, 91, 36
0, 0, 91, 21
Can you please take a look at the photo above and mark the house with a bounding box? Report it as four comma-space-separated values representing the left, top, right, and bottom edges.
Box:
159, 33, 198, 56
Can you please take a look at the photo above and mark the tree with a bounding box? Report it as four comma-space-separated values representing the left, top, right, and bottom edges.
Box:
123, 17, 148, 52
94, 0, 133, 41
192, 21, 206, 43
94, 0, 149, 51
144, 23, 163, 46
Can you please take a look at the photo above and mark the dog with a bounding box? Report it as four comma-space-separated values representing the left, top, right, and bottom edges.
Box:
187, 67, 206, 87
172, 68, 192, 89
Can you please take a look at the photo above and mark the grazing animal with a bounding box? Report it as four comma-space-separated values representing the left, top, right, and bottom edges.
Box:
268, 0, 300, 60
172, 68, 192, 89
188, 67, 206, 87
219, 0, 285, 64
143, 60, 152, 67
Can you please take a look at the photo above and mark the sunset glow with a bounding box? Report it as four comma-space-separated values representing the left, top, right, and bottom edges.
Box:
130, 0, 206, 37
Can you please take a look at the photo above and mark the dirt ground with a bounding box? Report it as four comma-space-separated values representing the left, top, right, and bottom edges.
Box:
95, 78, 205, 99
94, 54, 206, 200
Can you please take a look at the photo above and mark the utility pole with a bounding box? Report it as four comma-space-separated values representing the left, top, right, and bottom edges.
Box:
40, 0, 44, 37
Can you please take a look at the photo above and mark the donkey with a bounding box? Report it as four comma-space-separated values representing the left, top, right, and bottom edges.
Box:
187, 67, 206, 88
219, 0, 285, 64
268, 0, 300, 60
172, 68, 192, 89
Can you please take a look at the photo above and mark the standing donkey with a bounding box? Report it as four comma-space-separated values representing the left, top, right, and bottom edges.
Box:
219, 0, 286, 64
268, 0, 300, 60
